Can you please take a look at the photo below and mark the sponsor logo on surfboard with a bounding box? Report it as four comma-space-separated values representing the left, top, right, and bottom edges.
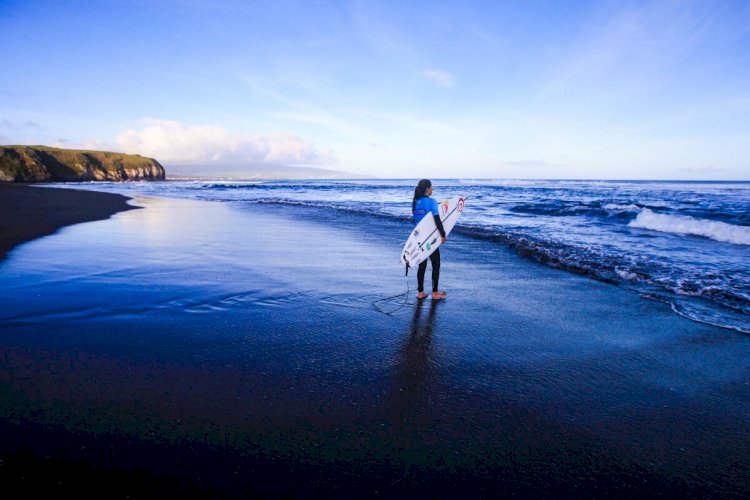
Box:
441, 201, 449, 216
425, 237, 439, 251
457, 197, 465, 212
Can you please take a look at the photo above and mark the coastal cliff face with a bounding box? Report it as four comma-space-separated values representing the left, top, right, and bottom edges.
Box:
0, 146, 166, 182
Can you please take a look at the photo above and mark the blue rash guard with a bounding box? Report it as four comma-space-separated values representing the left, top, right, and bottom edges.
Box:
413, 196, 446, 237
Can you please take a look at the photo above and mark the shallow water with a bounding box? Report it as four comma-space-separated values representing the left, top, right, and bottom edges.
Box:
47, 179, 750, 334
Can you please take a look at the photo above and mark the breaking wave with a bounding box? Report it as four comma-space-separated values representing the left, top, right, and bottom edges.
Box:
629, 209, 750, 246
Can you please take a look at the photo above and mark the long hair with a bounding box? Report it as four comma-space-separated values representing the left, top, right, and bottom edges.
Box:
412, 179, 432, 211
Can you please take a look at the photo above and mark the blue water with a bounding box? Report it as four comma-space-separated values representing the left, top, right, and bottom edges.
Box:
47, 178, 750, 334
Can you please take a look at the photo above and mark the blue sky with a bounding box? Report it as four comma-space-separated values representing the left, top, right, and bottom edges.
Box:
1, 0, 749, 179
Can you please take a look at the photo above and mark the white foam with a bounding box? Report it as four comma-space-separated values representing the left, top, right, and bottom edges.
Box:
615, 267, 639, 281
603, 203, 640, 212
457, 179, 543, 187
629, 209, 750, 246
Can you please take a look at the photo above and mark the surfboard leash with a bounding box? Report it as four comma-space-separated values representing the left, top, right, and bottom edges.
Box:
371, 273, 412, 316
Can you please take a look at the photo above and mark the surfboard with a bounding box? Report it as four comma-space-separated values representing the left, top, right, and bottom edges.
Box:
400, 196, 465, 272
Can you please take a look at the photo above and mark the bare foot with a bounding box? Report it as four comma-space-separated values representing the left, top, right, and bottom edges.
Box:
416, 292, 428, 299
432, 291, 447, 300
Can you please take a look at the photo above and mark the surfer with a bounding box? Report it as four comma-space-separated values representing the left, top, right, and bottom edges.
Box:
412, 179, 447, 300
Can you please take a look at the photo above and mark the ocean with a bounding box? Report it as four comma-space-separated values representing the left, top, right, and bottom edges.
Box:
48, 178, 750, 335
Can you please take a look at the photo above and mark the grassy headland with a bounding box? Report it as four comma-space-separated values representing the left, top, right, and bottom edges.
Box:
0, 145, 165, 182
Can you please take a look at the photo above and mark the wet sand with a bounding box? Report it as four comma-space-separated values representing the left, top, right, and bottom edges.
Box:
1, 194, 750, 497
0, 183, 137, 260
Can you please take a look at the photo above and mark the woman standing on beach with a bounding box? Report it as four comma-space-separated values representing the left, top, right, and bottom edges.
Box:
412, 179, 447, 300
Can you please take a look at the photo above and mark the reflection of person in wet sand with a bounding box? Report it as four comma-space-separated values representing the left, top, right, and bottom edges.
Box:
388, 301, 439, 427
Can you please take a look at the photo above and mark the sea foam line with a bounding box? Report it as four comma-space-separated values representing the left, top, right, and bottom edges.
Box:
629, 209, 750, 246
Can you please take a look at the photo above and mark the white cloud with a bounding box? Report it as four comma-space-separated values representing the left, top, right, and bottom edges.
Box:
418, 69, 456, 88
115, 118, 338, 165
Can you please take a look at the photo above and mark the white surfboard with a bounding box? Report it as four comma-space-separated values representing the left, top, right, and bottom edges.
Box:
400, 196, 465, 272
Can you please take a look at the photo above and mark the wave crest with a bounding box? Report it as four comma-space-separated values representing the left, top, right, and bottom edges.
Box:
629, 209, 750, 246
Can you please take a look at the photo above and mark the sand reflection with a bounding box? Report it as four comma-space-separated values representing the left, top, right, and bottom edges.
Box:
387, 300, 440, 426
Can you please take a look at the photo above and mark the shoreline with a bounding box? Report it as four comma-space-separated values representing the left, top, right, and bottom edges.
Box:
0, 183, 138, 261
1, 191, 750, 497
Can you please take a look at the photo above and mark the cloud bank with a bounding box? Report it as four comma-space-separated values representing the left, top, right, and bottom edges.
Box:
116, 119, 337, 165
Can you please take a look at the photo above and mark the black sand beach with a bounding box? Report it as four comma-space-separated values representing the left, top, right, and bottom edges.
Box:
2, 192, 750, 498
0, 183, 137, 260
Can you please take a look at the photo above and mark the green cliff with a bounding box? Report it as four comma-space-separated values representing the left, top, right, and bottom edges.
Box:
0, 146, 166, 182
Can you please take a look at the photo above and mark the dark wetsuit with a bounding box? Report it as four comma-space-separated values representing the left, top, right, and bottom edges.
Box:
413, 196, 446, 293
